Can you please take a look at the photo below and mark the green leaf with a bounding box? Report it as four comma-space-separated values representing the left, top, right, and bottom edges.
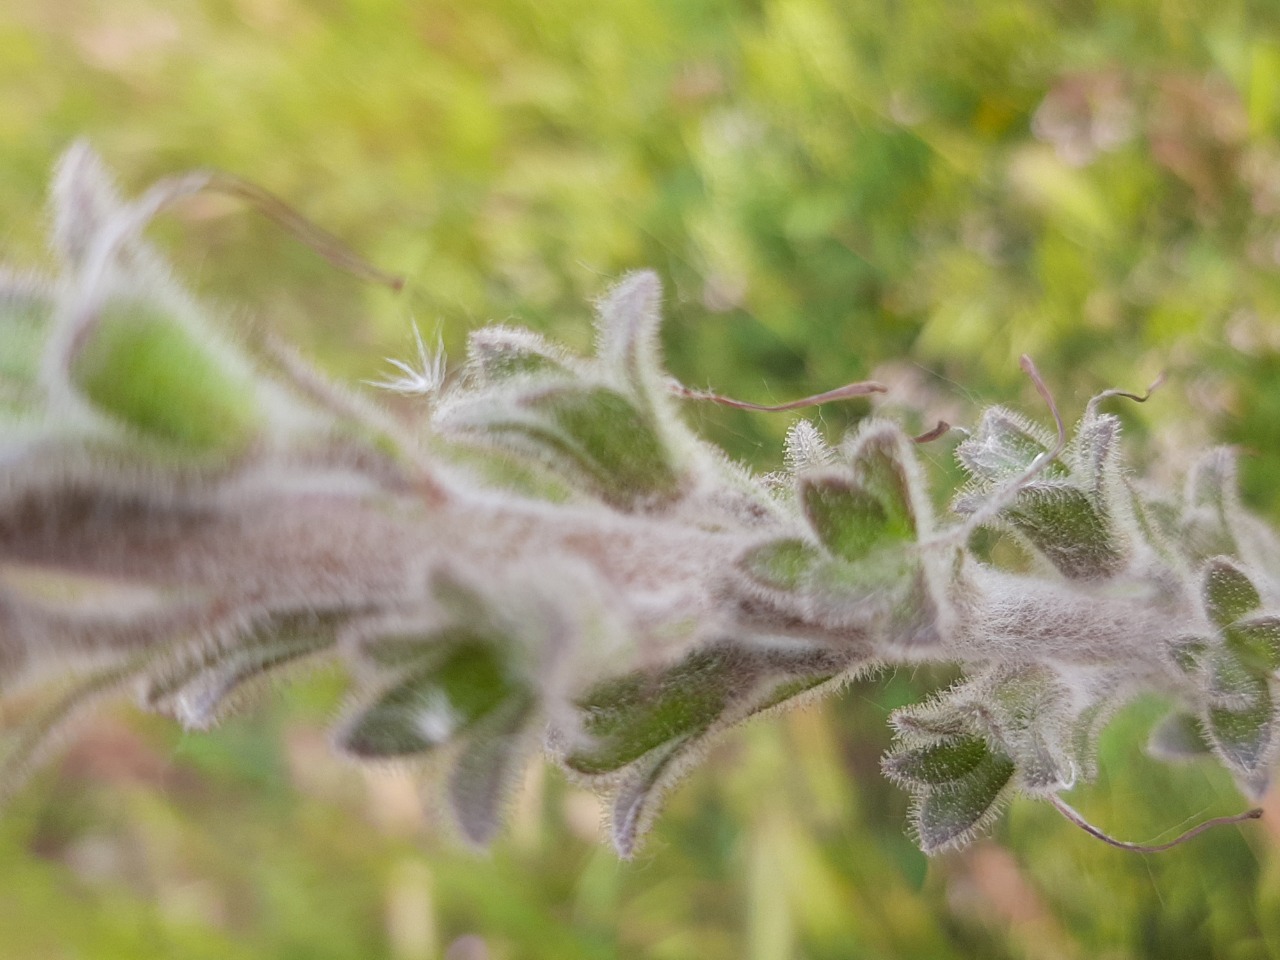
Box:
1206, 679, 1275, 781
429, 437, 579, 502
1004, 483, 1123, 580
527, 385, 679, 503
1071, 413, 1120, 491
1148, 711, 1213, 762
600, 647, 845, 857
891, 699, 973, 740
1129, 490, 1183, 561
846, 423, 922, 538
142, 611, 341, 730
70, 298, 260, 455
1066, 696, 1113, 782
913, 750, 1015, 854
800, 471, 908, 562
361, 627, 495, 670
446, 692, 537, 847
1202, 557, 1261, 629
981, 667, 1076, 791
956, 408, 1061, 482
883, 735, 991, 787
746, 672, 839, 716
467, 384, 682, 509
1205, 648, 1262, 710
736, 538, 823, 592
803, 550, 914, 616
1166, 635, 1210, 675
465, 326, 574, 384
1183, 448, 1239, 560
610, 737, 689, 859
1226, 617, 1280, 673
593, 271, 664, 401
338, 641, 517, 758
565, 647, 743, 776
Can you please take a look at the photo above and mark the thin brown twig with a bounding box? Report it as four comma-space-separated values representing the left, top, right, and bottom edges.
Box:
1051, 795, 1262, 853
911, 420, 952, 444
204, 173, 405, 292
1019, 354, 1066, 458
1085, 371, 1167, 420
54, 169, 405, 382
669, 379, 886, 412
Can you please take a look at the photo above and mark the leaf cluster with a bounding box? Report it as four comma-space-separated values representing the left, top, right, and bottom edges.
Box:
2, 149, 1278, 857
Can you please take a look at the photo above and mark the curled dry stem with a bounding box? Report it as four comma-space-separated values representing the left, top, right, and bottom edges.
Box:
1050, 795, 1262, 853
203, 173, 405, 291
1085, 371, 1167, 420
911, 420, 952, 444
53, 167, 405, 382
669, 378, 886, 412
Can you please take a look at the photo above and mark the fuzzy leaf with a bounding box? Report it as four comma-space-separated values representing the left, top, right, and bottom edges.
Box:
1205, 648, 1262, 710
465, 326, 574, 384
803, 550, 916, 623
1148, 711, 1213, 762
142, 612, 341, 730
565, 647, 739, 776
1206, 679, 1275, 782
746, 671, 839, 716
883, 735, 991, 787
462, 384, 682, 509
1071, 413, 1121, 490
736, 538, 823, 592
71, 298, 260, 455
982, 667, 1076, 791
338, 641, 518, 758
610, 737, 688, 858
1004, 483, 1123, 580
1225, 617, 1280, 674
362, 625, 493, 670
783, 420, 833, 474
1129, 489, 1183, 561
800, 471, 908, 562
1009, 727, 1071, 792
1066, 696, 1114, 783
597, 648, 844, 856
891, 699, 973, 740
446, 692, 537, 846
1202, 557, 1261, 630
913, 750, 1015, 854
846, 424, 922, 538
50, 141, 124, 268
1167, 635, 1210, 675
1183, 448, 1239, 560
956, 408, 1061, 482
808, 558, 945, 648
594, 271, 663, 400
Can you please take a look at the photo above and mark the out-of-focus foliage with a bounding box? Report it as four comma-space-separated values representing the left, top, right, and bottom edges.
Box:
4, 0, 1280, 958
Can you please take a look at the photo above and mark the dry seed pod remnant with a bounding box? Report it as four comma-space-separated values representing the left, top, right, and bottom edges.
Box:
0, 145, 1268, 858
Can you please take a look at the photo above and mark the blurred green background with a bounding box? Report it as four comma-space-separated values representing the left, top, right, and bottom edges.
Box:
5, 0, 1280, 957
